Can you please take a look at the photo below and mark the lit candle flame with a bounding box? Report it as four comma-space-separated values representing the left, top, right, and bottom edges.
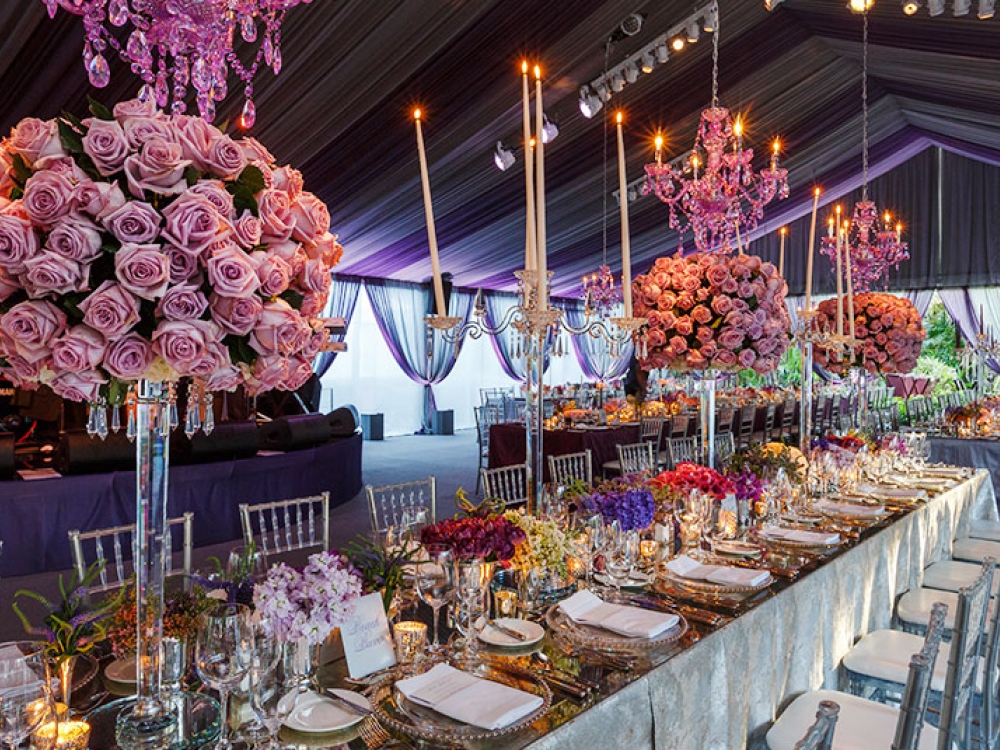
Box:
654, 134, 663, 150
772, 138, 780, 154
733, 117, 743, 138
780, 226, 788, 236
616, 111, 623, 124
521, 60, 528, 74
534, 64, 541, 80
691, 154, 700, 168
413, 108, 421, 121
896, 222, 902, 233
814, 186, 822, 197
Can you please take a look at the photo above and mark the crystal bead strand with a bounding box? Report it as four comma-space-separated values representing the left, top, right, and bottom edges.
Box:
203, 393, 215, 435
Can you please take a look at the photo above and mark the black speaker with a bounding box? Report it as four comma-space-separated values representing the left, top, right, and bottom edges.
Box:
328, 406, 358, 438
178, 421, 260, 464
259, 414, 332, 451
57, 429, 134, 475
0, 431, 14, 480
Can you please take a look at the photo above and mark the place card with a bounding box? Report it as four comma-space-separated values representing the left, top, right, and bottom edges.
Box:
340, 592, 397, 679
17, 468, 61, 481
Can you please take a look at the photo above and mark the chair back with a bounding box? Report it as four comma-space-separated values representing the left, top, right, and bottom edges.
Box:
666, 436, 700, 470
616, 441, 656, 477
762, 403, 778, 440
714, 432, 735, 468
475, 405, 504, 454
793, 700, 839, 750
548, 450, 593, 488
938, 559, 996, 750
68, 512, 194, 594
639, 416, 666, 447
481, 464, 528, 507
239, 492, 330, 557
716, 408, 735, 437
669, 415, 691, 440
365, 478, 436, 535
893, 602, 948, 750
737, 405, 756, 447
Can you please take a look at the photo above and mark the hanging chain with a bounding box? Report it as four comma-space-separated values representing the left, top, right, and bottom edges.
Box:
601, 40, 612, 266
711, 6, 720, 109
861, 9, 869, 201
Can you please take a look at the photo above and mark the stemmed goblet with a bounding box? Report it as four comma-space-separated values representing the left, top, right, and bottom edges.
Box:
415, 547, 456, 655
195, 603, 254, 750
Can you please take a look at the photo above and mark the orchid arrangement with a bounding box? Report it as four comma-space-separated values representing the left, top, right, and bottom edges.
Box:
419, 515, 526, 562
580, 479, 656, 531
725, 442, 804, 485
814, 293, 925, 375
502, 509, 574, 578
0, 98, 342, 401
252, 551, 362, 645
633, 251, 791, 374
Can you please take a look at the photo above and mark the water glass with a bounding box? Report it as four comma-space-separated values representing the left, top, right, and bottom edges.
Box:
0, 641, 52, 749
226, 545, 268, 582
415, 548, 456, 654
250, 644, 296, 750
606, 531, 638, 592
195, 603, 254, 749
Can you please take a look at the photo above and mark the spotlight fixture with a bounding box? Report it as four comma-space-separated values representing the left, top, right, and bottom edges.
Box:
623, 61, 639, 83
764, 0, 786, 8
594, 82, 610, 101
902, 0, 921, 13
928, 0, 945, 14
578, 86, 603, 118
655, 41, 670, 63
541, 113, 559, 144
980, 0, 996, 18
702, 4, 719, 31
954, 0, 971, 13
671, 35, 686, 51
493, 141, 515, 171
640, 51, 656, 74
686, 20, 701, 42
848, 0, 874, 11
621, 12, 644, 35
610, 72, 625, 92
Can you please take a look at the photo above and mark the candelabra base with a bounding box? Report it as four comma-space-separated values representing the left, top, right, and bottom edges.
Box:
424, 314, 463, 331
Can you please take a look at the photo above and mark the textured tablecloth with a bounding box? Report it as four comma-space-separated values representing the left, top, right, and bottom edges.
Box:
929, 436, 1000, 503
525, 470, 997, 750
488, 423, 640, 481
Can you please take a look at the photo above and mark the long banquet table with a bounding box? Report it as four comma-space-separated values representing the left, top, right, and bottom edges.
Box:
519, 470, 996, 750
489, 422, 641, 480
929, 435, 1000, 502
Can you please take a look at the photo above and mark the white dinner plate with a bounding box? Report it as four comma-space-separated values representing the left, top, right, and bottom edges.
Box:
594, 571, 653, 589
477, 618, 546, 647
283, 689, 371, 733
105, 656, 137, 684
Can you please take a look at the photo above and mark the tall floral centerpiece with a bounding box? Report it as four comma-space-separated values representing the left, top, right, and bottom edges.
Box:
633, 252, 791, 466
813, 293, 925, 375
0, 99, 342, 744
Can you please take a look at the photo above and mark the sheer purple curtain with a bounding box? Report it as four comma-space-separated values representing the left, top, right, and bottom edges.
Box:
902, 289, 935, 318
483, 291, 524, 380
365, 278, 475, 432
314, 275, 362, 378
941, 288, 1000, 372
563, 300, 633, 381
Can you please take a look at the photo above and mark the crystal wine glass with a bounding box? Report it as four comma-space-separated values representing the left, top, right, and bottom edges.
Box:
606, 529, 638, 593
195, 603, 254, 750
453, 559, 489, 661
415, 547, 456, 655
0, 642, 51, 750
250, 637, 296, 750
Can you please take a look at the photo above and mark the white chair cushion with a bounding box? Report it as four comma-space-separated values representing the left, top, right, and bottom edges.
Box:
969, 519, 1000, 543
766, 689, 938, 750
896, 588, 958, 630
952, 537, 1000, 564
922, 560, 1000, 595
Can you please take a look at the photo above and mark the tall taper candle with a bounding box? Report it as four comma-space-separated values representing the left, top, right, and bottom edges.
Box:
616, 111, 633, 317
845, 239, 856, 340
534, 65, 547, 310
413, 109, 446, 318
805, 187, 820, 311
778, 226, 787, 278
521, 62, 536, 272
835, 228, 844, 336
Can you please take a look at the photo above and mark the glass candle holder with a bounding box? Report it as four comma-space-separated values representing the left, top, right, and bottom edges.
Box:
493, 588, 519, 618
33, 720, 91, 750
393, 621, 428, 664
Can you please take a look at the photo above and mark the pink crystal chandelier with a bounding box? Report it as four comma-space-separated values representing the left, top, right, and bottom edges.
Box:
819, 9, 908, 293
581, 265, 621, 315
643, 15, 788, 254
41, 0, 312, 127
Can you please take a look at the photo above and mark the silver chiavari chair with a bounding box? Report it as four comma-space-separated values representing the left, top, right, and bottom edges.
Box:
68, 512, 194, 594
480, 464, 528, 507
239, 492, 330, 557
665, 436, 699, 470
547, 450, 593, 488
793, 700, 839, 750
475, 404, 504, 493
365, 478, 436, 536
714, 432, 736, 469
615, 441, 656, 477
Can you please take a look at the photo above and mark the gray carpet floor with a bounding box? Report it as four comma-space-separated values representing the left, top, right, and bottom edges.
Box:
0, 429, 481, 641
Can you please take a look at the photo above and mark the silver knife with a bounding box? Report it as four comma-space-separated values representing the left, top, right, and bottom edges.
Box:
321, 688, 373, 716
487, 618, 528, 641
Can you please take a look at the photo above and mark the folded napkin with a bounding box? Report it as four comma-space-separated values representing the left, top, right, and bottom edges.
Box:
759, 526, 841, 546
857, 482, 927, 501
814, 498, 885, 518
558, 589, 679, 639
665, 555, 771, 588
923, 466, 968, 478
396, 663, 543, 731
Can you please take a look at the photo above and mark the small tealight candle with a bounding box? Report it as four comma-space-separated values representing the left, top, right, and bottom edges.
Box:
494, 589, 519, 618
393, 621, 428, 664
34, 720, 91, 750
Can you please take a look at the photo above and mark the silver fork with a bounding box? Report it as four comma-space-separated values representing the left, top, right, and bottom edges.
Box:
358, 715, 393, 749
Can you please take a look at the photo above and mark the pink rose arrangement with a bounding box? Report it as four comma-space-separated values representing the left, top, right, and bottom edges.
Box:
633, 252, 790, 374
814, 292, 925, 375
0, 99, 344, 401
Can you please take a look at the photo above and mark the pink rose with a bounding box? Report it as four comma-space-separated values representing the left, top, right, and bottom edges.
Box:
22, 171, 74, 228
207, 244, 260, 298
285, 355, 314, 390
188, 181, 235, 218
695, 287, 710, 302
152, 319, 223, 374
50, 370, 106, 403
669, 335, 688, 355
700, 340, 718, 358
81, 119, 129, 176
0, 299, 67, 362
79, 280, 141, 338
3, 353, 42, 386
674, 316, 694, 336
254, 253, 292, 297
113, 99, 158, 120
161, 193, 232, 255
205, 365, 243, 392
695, 326, 715, 344
300, 292, 326, 317
124, 137, 190, 198
303, 232, 342, 267
713, 350, 738, 367
757, 338, 778, 356
268, 239, 307, 277
675, 291, 695, 311
210, 293, 262, 335
718, 328, 745, 349
71, 181, 126, 220
115, 243, 170, 300
240, 137, 275, 165
747, 323, 764, 340
46, 219, 103, 263
9, 118, 64, 164
711, 295, 733, 316
174, 116, 223, 170
288, 192, 330, 243
163, 245, 200, 284
257, 189, 295, 241
249, 354, 289, 394
51, 325, 106, 373
681, 275, 700, 293
0, 211, 39, 273
657, 291, 677, 310
186, 340, 232, 378
706, 264, 730, 287
646, 328, 666, 348
22, 251, 88, 297
249, 300, 312, 357
691, 304, 713, 325
0, 270, 19, 301
233, 211, 262, 248
103, 333, 154, 379
204, 135, 247, 179
156, 283, 209, 321
122, 117, 176, 151
104, 201, 162, 244
298, 258, 332, 296
721, 278, 739, 295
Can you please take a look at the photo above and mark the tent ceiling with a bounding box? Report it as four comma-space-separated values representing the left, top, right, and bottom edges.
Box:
1, 0, 997, 296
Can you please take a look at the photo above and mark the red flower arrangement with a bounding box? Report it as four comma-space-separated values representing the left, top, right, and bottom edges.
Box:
814, 292, 925, 375
420, 516, 526, 562
648, 462, 736, 501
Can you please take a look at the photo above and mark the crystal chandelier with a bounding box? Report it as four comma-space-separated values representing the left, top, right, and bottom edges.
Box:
41, 0, 311, 127
819, 9, 908, 292
581, 265, 620, 315
643, 14, 788, 254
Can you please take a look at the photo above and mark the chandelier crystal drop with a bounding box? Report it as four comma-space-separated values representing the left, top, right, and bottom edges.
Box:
41, 0, 312, 125
643, 12, 788, 253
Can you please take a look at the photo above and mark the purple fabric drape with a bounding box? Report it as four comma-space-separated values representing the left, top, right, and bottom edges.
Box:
314, 275, 363, 378
484, 291, 525, 381
902, 289, 936, 319
564, 301, 633, 381
938, 288, 999, 373
365, 278, 474, 432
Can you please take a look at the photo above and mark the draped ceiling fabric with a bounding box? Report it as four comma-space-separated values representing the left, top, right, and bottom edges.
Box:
3, 1, 998, 300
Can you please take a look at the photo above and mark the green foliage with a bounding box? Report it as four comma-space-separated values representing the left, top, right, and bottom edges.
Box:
225, 165, 265, 217
87, 96, 114, 121
225, 334, 258, 367
921, 299, 960, 368
455, 487, 506, 518
914, 354, 962, 395
344, 533, 421, 613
